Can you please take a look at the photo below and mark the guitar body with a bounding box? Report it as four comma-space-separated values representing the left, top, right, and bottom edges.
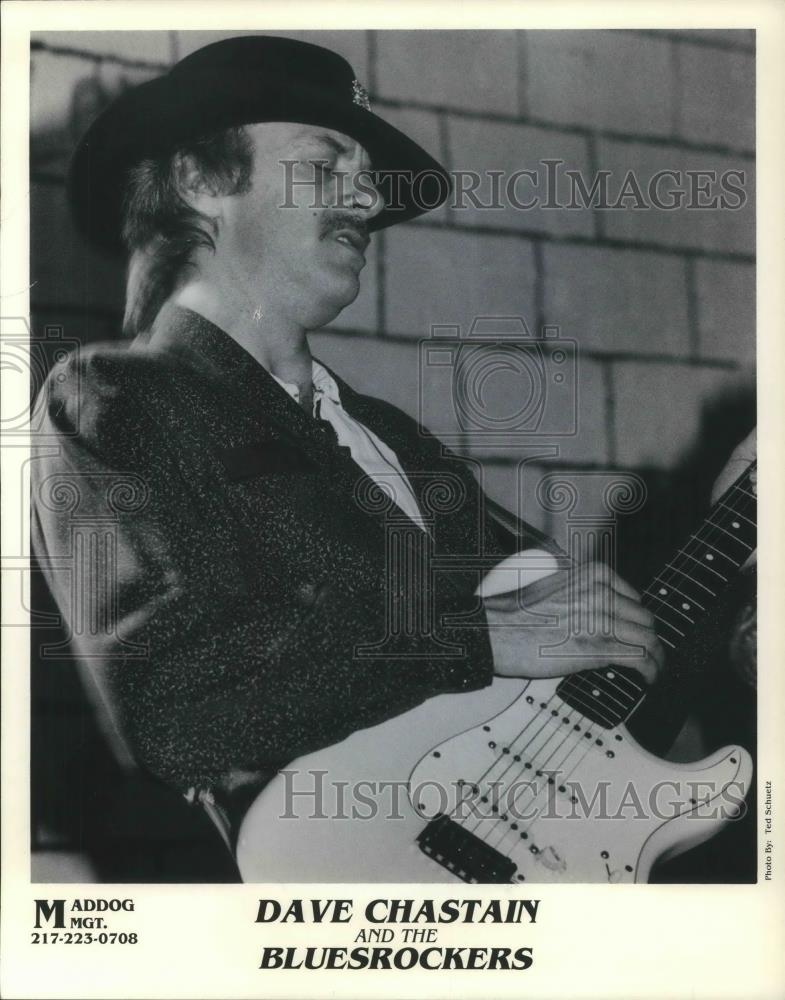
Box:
236, 676, 752, 883
238, 465, 756, 884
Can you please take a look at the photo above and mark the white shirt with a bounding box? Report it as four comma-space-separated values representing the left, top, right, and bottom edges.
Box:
271, 361, 427, 531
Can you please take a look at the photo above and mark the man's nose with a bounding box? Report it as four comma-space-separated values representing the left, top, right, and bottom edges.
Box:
343, 167, 385, 221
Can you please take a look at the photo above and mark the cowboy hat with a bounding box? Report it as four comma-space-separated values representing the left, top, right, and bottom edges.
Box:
67, 34, 452, 253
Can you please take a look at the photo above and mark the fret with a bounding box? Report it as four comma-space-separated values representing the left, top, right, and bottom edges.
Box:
652, 600, 695, 625
656, 566, 715, 598
557, 664, 645, 729
674, 551, 728, 582
701, 519, 754, 551
571, 673, 629, 709
654, 616, 686, 639
597, 669, 641, 697
717, 501, 755, 528
648, 590, 697, 630
605, 463, 755, 727
555, 683, 619, 727
661, 562, 719, 597
646, 578, 707, 611
690, 535, 742, 567
555, 465, 756, 731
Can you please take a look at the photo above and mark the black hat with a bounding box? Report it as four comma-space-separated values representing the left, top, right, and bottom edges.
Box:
67, 35, 452, 253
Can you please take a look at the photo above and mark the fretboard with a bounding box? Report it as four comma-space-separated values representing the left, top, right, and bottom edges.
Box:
556, 463, 756, 729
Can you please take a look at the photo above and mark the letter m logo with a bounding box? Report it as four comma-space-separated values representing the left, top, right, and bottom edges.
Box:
34, 899, 66, 928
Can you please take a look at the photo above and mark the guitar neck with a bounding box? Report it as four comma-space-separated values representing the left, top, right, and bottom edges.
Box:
556, 463, 757, 730
643, 464, 756, 652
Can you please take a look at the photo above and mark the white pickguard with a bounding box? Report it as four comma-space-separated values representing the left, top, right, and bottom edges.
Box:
237, 676, 751, 883
236, 549, 752, 883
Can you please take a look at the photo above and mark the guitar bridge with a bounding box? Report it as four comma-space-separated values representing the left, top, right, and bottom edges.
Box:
416, 814, 517, 883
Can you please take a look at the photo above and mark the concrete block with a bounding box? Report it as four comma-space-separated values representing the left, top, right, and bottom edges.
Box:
523, 30, 675, 137
384, 226, 537, 337
310, 332, 465, 439
677, 45, 754, 150
595, 138, 754, 255
612, 360, 754, 468
542, 243, 691, 357
694, 260, 755, 365
446, 117, 594, 237
376, 30, 519, 116
461, 352, 609, 465
672, 30, 755, 48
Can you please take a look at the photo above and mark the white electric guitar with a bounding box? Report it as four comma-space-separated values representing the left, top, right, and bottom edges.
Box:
237, 466, 756, 883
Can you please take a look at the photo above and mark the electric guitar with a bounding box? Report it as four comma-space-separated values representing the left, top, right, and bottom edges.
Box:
236, 465, 756, 883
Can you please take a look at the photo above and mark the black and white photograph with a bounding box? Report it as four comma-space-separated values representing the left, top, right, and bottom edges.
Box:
2, 5, 783, 998
25, 25, 759, 885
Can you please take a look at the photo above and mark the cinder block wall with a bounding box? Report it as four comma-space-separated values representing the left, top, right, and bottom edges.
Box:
29, 29, 755, 877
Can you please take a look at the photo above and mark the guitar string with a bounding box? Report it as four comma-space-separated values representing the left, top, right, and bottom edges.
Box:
488, 478, 757, 851
458, 691, 597, 839
499, 703, 620, 851
495, 730, 624, 870
490, 723, 596, 855
455, 689, 569, 836
576, 474, 758, 717
457, 607, 722, 846
438, 470, 756, 856
639, 473, 755, 644
638, 469, 755, 611
485, 655, 672, 856
480, 477, 757, 856
459, 690, 569, 818
455, 638, 647, 836
471, 703, 599, 855
475, 691, 605, 848
486, 708, 592, 844
450, 471, 756, 852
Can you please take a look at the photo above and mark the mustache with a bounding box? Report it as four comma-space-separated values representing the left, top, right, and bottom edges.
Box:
320, 212, 370, 244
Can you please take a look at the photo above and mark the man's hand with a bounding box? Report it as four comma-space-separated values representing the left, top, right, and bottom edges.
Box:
711, 427, 756, 504
711, 427, 756, 569
483, 560, 665, 684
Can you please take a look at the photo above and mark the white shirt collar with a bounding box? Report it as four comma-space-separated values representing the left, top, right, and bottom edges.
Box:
271, 360, 341, 408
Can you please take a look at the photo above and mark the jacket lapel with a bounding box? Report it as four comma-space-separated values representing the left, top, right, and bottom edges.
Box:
141, 307, 409, 532
324, 367, 488, 555
141, 304, 485, 549
144, 303, 335, 463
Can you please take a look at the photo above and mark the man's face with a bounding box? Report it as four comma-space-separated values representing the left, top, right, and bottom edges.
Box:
207, 122, 383, 330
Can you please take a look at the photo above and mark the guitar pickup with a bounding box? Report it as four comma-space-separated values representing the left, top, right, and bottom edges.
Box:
416, 814, 518, 883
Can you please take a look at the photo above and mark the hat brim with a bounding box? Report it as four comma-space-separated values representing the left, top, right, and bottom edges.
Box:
67, 72, 451, 254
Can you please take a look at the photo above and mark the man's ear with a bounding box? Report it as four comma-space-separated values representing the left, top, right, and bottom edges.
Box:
172, 151, 221, 215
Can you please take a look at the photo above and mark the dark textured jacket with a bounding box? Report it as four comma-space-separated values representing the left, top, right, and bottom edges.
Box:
32, 304, 534, 794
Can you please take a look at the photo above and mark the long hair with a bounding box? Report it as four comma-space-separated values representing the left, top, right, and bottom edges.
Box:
121, 126, 254, 337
